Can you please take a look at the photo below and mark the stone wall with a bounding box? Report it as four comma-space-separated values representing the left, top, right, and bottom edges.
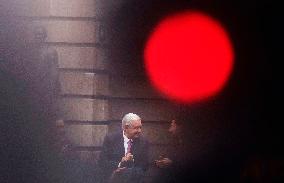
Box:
5, 0, 179, 165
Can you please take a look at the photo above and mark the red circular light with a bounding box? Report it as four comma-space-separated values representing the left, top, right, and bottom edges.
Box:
144, 11, 234, 103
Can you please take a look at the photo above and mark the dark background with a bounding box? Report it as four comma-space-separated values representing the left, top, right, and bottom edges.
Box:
1, 0, 281, 182
105, 0, 281, 182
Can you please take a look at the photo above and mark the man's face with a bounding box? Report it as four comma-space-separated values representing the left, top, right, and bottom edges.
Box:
34, 27, 47, 43
124, 120, 142, 139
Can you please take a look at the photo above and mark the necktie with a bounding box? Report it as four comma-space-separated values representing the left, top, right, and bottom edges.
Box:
127, 140, 133, 154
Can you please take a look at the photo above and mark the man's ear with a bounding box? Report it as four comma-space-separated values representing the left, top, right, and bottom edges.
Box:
122, 125, 128, 130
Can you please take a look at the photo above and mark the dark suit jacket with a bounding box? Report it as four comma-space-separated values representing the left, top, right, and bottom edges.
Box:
98, 132, 149, 182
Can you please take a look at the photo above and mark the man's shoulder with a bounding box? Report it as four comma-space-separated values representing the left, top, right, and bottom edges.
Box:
136, 135, 149, 146
105, 132, 123, 141
140, 135, 149, 141
45, 47, 58, 55
41, 47, 58, 61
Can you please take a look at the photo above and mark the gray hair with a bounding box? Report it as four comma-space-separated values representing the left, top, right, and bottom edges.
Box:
122, 113, 141, 129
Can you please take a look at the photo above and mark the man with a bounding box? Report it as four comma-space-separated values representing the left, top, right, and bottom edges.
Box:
98, 113, 149, 183
151, 118, 190, 183
155, 120, 178, 169
1, 17, 65, 183
32, 25, 60, 88
29, 25, 62, 125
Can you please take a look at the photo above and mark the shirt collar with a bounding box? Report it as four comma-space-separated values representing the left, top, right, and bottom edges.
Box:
123, 131, 132, 142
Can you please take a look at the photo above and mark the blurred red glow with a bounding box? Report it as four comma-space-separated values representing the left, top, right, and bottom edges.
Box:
144, 11, 234, 103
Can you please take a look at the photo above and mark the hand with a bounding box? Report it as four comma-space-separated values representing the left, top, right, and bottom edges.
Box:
155, 157, 173, 168
121, 153, 134, 162
113, 167, 126, 174
110, 167, 126, 180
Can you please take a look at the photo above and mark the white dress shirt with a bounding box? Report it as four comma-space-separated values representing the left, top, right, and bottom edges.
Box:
123, 131, 133, 155
118, 131, 133, 168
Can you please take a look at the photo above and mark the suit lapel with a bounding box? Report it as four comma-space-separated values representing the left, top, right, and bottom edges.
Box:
115, 133, 124, 158
132, 138, 140, 159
